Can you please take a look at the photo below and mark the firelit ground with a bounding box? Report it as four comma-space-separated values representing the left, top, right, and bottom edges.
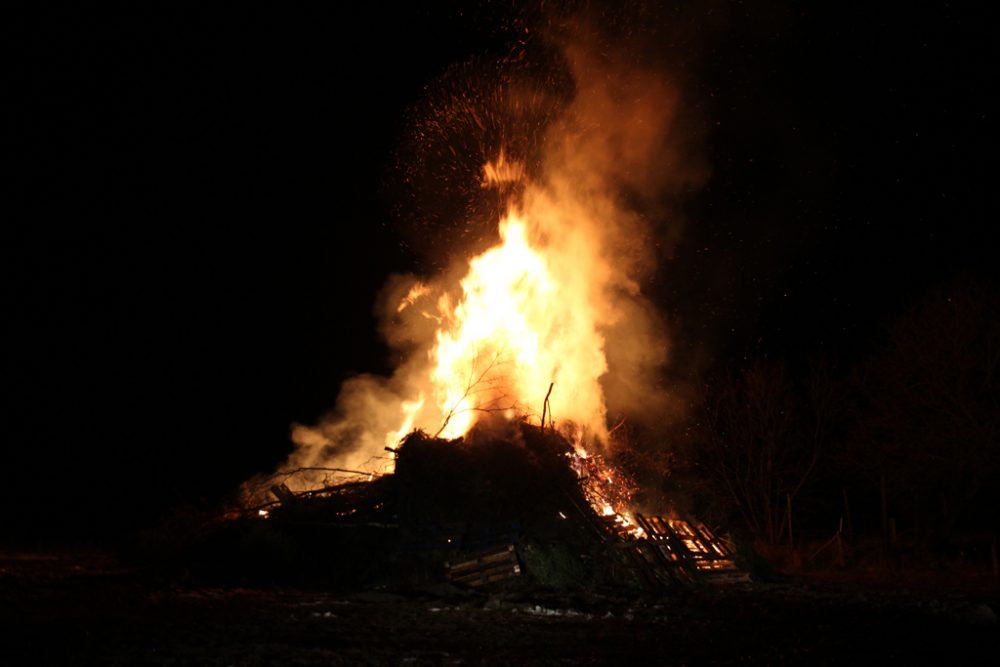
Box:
3, 549, 998, 665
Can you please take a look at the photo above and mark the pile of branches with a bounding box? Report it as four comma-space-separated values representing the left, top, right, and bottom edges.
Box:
136, 422, 628, 590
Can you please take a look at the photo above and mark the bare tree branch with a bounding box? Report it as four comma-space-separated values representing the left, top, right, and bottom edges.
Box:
434, 347, 514, 438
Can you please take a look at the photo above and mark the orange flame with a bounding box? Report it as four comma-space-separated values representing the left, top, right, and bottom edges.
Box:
409, 204, 610, 444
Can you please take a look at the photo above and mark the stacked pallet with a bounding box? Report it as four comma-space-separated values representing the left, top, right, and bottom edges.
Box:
445, 544, 522, 587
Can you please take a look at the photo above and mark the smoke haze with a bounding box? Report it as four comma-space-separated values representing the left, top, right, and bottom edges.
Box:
279, 7, 711, 487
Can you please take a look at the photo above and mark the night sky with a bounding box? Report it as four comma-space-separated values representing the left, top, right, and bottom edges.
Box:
4, 3, 993, 541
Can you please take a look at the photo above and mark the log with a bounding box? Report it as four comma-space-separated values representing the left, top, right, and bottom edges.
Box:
270, 483, 297, 504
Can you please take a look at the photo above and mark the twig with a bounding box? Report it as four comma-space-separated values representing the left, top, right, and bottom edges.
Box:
807, 525, 844, 563
434, 348, 510, 438
607, 418, 627, 436
541, 382, 554, 429
258, 466, 374, 484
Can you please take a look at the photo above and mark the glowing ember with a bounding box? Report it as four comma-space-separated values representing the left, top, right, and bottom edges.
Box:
570, 449, 646, 537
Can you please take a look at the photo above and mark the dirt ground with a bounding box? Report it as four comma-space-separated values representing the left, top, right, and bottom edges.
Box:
2, 549, 998, 665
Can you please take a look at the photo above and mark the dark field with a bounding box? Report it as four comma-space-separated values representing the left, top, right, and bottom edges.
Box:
3, 550, 998, 666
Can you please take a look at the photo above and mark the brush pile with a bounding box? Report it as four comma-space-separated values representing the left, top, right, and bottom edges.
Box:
137, 422, 748, 590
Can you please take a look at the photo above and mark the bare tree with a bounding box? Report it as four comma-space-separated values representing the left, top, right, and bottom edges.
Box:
696, 358, 834, 545
850, 276, 1000, 540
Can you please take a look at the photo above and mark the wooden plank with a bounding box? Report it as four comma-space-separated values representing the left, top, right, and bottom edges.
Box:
449, 558, 519, 580
648, 515, 672, 537
637, 515, 749, 585
270, 483, 296, 505
446, 545, 517, 574
687, 522, 729, 558
445, 544, 521, 587
451, 563, 521, 586
625, 544, 671, 589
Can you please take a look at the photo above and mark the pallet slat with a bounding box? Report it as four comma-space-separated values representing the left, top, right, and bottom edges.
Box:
633, 515, 749, 586
445, 544, 521, 587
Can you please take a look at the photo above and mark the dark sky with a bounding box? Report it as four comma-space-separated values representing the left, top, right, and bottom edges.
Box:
3, 3, 993, 541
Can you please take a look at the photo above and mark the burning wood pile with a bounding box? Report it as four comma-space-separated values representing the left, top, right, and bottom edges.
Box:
149, 11, 757, 595
201, 43, 755, 587
212, 162, 752, 591
186, 139, 756, 590
235, 421, 747, 591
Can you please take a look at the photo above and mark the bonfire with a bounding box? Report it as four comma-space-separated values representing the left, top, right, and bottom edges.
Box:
224, 156, 746, 589
224, 27, 744, 589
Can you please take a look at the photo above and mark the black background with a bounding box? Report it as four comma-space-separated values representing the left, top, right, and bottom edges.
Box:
3, 2, 993, 541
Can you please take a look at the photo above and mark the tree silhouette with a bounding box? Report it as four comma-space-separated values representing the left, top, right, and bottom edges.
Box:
850, 275, 1000, 541
695, 358, 838, 545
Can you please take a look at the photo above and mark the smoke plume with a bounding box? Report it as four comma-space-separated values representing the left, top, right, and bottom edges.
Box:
278, 8, 709, 488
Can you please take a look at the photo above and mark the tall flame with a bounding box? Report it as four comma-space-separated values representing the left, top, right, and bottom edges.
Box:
428, 209, 607, 441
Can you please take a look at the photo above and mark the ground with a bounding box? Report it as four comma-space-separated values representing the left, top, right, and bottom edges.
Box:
2, 549, 998, 665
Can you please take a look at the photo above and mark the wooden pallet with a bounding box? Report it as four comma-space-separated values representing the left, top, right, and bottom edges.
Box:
444, 544, 521, 587
633, 514, 751, 586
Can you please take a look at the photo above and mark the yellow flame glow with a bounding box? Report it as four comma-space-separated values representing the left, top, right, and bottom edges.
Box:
409, 206, 611, 442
